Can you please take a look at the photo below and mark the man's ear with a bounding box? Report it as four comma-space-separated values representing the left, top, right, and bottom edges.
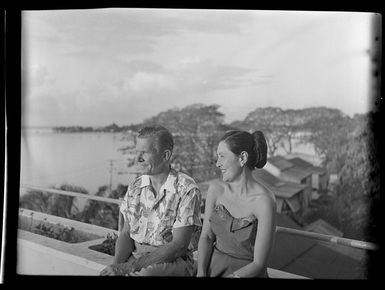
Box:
163, 149, 172, 161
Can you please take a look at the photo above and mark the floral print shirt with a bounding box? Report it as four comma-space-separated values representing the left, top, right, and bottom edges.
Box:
120, 168, 202, 248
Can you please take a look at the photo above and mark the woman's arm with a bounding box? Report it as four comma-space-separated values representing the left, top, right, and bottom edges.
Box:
196, 182, 219, 277
229, 195, 276, 278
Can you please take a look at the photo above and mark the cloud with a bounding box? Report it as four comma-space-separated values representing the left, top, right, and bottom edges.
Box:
169, 58, 270, 92
26, 9, 256, 60
124, 72, 176, 93
23, 65, 55, 87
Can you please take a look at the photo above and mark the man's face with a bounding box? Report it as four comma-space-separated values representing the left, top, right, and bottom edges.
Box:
134, 137, 165, 175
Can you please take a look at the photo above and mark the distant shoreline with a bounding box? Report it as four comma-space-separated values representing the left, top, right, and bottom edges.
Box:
22, 123, 140, 133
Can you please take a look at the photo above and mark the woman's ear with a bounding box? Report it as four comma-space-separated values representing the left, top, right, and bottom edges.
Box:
239, 151, 248, 167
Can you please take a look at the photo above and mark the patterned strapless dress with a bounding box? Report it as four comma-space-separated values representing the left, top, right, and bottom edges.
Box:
207, 203, 268, 277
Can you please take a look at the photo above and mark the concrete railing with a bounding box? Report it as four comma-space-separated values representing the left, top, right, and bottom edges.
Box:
18, 184, 378, 277
20, 184, 379, 252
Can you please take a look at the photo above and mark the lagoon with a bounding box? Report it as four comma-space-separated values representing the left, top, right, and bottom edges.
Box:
20, 128, 135, 196
19, 128, 320, 197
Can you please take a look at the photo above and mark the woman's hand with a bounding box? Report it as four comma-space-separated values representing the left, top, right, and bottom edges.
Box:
227, 273, 241, 278
100, 264, 128, 276
196, 270, 206, 277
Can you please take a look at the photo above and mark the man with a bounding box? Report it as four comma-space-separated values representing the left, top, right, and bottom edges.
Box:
100, 125, 202, 276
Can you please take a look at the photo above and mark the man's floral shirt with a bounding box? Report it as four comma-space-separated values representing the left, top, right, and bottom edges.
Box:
120, 168, 202, 249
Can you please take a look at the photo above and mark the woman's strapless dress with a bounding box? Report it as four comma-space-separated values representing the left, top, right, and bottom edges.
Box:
207, 203, 267, 277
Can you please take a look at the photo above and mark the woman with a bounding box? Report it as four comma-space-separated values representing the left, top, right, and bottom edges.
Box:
197, 130, 276, 278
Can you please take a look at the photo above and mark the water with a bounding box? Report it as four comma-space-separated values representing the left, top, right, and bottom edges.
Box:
20, 128, 136, 196
19, 128, 321, 198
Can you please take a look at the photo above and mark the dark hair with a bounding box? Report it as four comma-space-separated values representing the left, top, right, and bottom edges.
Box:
137, 125, 174, 153
219, 130, 267, 169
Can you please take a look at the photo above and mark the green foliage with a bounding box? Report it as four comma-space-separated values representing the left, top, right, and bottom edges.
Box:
21, 105, 377, 243
88, 232, 118, 256
34, 221, 84, 243
301, 113, 376, 240
233, 106, 375, 240
77, 184, 128, 230
120, 103, 235, 183
19, 184, 89, 221
19, 191, 51, 213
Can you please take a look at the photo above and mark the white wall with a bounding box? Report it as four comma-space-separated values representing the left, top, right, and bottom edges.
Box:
17, 239, 105, 275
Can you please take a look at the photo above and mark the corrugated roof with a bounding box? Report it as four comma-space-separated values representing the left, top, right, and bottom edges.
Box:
268, 156, 293, 171
269, 214, 317, 269
303, 219, 343, 237
312, 166, 327, 175
288, 157, 327, 175
269, 213, 367, 279
273, 183, 306, 198
284, 152, 322, 166
282, 242, 367, 279
287, 157, 313, 168
282, 166, 312, 181
253, 169, 305, 198
253, 169, 283, 187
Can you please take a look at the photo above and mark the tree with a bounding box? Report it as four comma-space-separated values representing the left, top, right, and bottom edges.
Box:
231, 107, 289, 156
20, 184, 89, 220
78, 184, 127, 230
298, 107, 348, 168
48, 184, 89, 219
19, 190, 51, 213
119, 104, 231, 183
303, 112, 375, 240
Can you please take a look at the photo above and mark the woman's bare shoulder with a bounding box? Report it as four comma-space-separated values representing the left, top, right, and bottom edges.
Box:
207, 179, 226, 199
248, 181, 276, 211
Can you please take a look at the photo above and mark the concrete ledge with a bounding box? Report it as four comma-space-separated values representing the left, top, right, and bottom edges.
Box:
17, 209, 310, 278
267, 268, 310, 279
17, 209, 117, 275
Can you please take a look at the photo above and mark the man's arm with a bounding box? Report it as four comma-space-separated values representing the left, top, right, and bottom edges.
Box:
130, 225, 194, 272
131, 185, 201, 273
100, 216, 135, 276
113, 213, 135, 264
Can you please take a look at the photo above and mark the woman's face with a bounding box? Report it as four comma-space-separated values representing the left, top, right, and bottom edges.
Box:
216, 141, 243, 182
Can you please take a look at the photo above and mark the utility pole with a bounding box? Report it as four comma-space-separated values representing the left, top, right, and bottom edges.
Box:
109, 160, 113, 194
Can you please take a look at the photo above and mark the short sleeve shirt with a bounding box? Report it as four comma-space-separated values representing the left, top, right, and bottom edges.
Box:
120, 168, 202, 247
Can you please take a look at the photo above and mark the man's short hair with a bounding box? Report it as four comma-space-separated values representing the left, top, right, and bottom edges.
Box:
137, 125, 174, 153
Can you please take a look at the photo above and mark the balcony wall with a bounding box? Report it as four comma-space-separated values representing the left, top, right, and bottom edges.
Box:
17, 209, 116, 275
17, 208, 308, 278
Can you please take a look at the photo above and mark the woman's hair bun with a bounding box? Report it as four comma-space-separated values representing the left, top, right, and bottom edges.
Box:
252, 131, 268, 168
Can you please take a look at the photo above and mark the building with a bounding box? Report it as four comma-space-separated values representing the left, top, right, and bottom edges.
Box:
269, 214, 368, 279
264, 156, 312, 210
199, 170, 307, 215
253, 169, 307, 214
286, 156, 329, 196
303, 219, 343, 237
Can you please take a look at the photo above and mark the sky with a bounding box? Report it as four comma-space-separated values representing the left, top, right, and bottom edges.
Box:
21, 8, 376, 127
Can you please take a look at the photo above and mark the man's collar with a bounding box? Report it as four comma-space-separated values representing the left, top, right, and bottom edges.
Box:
139, 175, 151, 188
139, 168, 177, 193
161, 168, 177, 193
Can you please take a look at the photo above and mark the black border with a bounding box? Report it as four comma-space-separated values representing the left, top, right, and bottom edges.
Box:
2, 2, 383, 287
